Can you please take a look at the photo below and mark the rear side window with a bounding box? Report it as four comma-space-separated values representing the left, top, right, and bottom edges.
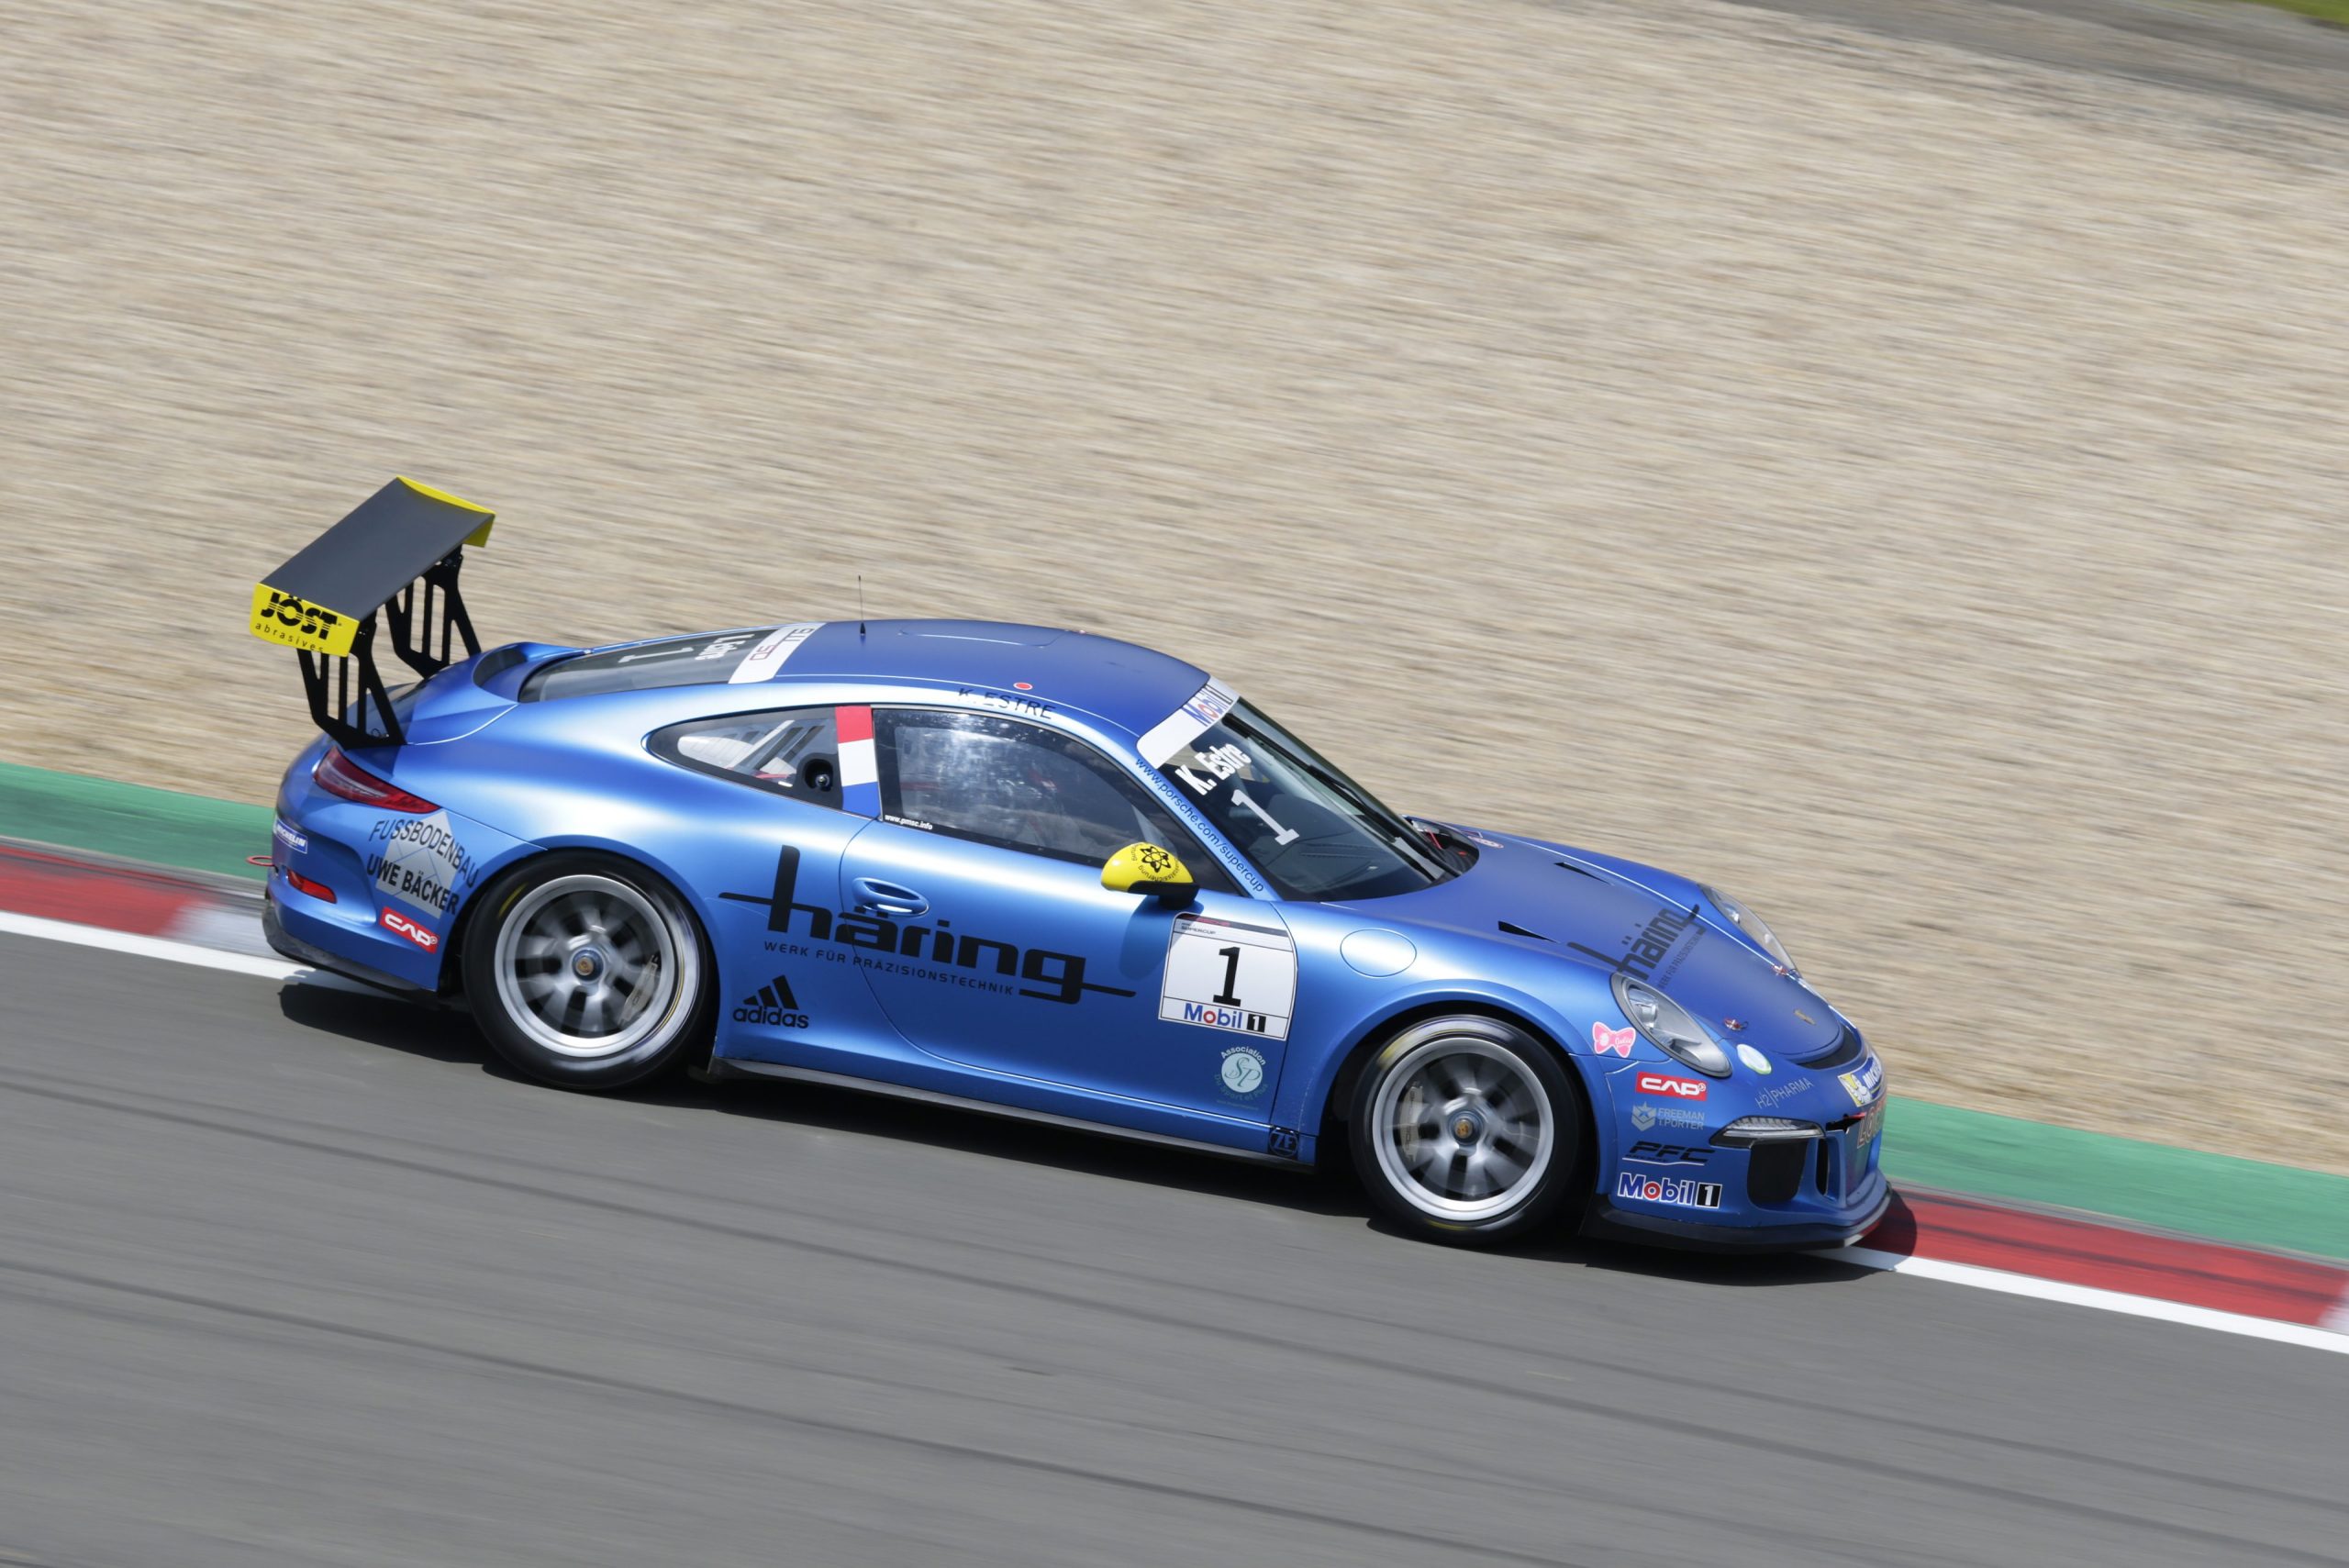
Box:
878, 708, 1235, 892
651, 707, 845, 809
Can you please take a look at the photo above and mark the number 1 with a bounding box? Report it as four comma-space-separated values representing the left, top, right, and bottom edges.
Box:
1230, 787, 1300, 846
1213, 946, 1242, 1006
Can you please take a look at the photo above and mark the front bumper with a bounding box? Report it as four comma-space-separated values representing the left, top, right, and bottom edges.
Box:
1593, 1050, 1892, 1251
1581, 1178, 1891, 1252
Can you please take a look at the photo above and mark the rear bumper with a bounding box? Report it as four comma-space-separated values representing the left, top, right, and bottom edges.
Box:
1580, 1182, 1892, 1252
262, 895, 431, 996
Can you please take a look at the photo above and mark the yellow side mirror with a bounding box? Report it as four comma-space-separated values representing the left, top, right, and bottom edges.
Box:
1101, 841, 1197, 904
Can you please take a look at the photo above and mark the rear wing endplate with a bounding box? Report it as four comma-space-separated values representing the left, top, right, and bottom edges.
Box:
250, 477, 495, 749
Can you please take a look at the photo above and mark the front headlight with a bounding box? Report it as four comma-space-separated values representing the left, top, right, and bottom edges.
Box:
1712, 1117, 1822, 1146
1702, 884, 1797, 975
1611, 973, 1732, 1078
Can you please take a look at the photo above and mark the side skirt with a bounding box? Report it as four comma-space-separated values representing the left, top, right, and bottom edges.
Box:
701, 1059, 1308, 1169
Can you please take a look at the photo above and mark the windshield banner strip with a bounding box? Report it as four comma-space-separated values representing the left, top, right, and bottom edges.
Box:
729, 621, 826, 684
1136, 678, 1238, 766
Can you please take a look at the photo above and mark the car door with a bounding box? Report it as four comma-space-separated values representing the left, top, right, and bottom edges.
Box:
837, 706, 1298, 1128
646, 705, 895, 1065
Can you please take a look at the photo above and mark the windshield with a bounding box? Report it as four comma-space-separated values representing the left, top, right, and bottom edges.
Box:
1153, 699, 1454, 902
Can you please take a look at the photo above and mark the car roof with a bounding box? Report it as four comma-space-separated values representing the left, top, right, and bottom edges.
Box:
564, 618, 1213, 739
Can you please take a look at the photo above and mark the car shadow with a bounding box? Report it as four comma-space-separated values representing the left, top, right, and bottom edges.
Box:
702, 1078, 1904, 1287
273, 977, 1358, 1216
1508, 1223, 1894, 1289
681, 1071, 1368, 1219
275, 973, 1901, 1281
275, 977, 520, 1074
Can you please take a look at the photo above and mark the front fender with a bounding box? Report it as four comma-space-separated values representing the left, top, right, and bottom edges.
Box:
1278, 973, 1614, 1156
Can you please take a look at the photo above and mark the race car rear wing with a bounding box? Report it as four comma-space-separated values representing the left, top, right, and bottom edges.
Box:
249, 477, 495, 749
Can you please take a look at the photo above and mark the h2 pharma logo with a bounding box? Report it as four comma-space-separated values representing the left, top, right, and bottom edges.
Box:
378, 906, 439, 952
731, 973, 809, 1029
1615, 1172, 1722, 1210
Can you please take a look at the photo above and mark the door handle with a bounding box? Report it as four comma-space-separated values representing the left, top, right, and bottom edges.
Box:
851, 877, 929, 918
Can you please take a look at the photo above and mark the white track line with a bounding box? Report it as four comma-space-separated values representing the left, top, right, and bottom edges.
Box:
0, 909, 306, 980
1835, 1247, 2349, 1356
5, 904, 2345, 1354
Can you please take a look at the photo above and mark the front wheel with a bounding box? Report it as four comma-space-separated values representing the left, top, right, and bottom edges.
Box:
1348, 1016, 1584, 1246
462, 852, 712, 1090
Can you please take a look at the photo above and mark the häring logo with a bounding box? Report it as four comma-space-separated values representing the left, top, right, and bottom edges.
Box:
248, 582, 358, 657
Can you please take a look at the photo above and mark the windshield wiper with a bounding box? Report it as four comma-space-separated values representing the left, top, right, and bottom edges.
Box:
1403, 817, 1479, 879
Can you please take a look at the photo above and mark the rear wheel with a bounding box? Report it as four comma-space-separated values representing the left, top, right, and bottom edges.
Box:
463, 852, 711, 1089
1349, 1016, 1583, 1246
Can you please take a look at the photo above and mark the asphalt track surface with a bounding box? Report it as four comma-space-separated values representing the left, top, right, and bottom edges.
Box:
2, 932, 2343, 1567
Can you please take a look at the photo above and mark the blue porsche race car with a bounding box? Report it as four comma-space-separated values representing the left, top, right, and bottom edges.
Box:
250, 480, 1889, 1250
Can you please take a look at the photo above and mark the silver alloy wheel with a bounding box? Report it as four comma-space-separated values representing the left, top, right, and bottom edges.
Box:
491, 873, 690, 1059
1369, 1035, 1556, 1221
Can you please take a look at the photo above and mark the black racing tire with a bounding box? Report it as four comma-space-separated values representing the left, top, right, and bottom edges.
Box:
1347, 1015, 1585, 1247
461, 851, 714, 1090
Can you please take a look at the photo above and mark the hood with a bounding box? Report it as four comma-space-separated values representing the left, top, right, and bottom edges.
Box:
1356, 831, 1843, 1061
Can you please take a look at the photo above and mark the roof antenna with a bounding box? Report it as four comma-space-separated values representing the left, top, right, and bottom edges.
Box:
857, 573, 866, 638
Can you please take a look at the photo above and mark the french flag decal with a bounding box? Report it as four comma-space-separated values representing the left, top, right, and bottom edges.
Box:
837, 705, 880, 816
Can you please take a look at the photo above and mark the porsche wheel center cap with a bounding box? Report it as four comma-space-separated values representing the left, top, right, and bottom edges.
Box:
1451, 1111, 1484, 1143
572, 949, 606, 981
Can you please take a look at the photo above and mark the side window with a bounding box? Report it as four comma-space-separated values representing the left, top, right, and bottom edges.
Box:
651, 707, 845, 809
877, 708, 1236, 892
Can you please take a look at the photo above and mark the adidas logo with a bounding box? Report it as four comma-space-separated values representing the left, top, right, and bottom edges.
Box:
729, 973, 810, 1029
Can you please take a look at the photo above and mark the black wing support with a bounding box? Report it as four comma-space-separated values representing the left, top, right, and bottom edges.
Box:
249, 478, 495, 750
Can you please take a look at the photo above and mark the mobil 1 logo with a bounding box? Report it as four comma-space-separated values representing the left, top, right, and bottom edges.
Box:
1159, 911, 1297, 1041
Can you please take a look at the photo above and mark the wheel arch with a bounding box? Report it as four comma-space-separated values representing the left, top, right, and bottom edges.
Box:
436, 837, 717, 1001
1309, 995, 1599, 1174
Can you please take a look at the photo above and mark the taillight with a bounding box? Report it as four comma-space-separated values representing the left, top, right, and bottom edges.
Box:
314, 747, 438, 813
284, 868, 338, 904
